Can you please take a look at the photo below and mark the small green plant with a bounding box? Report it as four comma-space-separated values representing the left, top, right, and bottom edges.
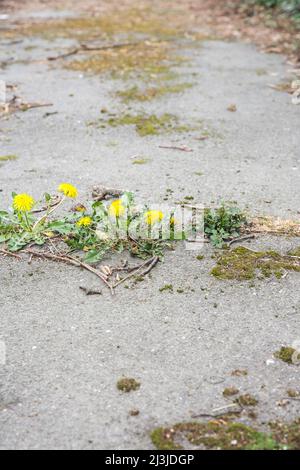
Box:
204, 204, 247, 247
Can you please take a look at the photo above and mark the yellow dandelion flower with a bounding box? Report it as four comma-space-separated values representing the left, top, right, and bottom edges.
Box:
109, 199, 125, 218
13, 193, 35, 212
77, 216, 92, 227
144, 210, 164, 225
58, 183, 78, 198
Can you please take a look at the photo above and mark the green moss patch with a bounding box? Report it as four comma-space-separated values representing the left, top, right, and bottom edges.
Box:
117, 377, 140, 393
269, 419, 300, 450
235, 394, 258, 407
91, 112, 193, 137
151, 420, 278, 450
67, 41, 184, 80
211, 246, 300, 281
223, 387, 239, 397
159, 284, 174, 293
15, 8, 182, 41
116, 83, 193, 102
274, 346, 299, 364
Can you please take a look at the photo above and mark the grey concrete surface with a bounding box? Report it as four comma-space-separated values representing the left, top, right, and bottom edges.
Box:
0, 7, 299, 450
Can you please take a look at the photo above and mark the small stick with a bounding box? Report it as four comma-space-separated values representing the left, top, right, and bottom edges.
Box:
228, 234, 255, 247
47, 41, 141, 61
140, 256, 159, 275
159, 145, 193, 152
79, 286, 102, 296
65, 254, 114, 295
113, 256, 157, 288
24, 249, 114, 294
31, 196, 62, 214
20, 102, 53, 111
0, 249, 22, 259
191, 403, 242, 419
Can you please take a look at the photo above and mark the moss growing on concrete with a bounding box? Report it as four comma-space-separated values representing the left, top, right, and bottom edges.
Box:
92, 112, 193, 137
15, 8, 182, 41
211, 246, 300, 281
67, 41, 183, 80
236, 394, 258, 407
223, 387, 239, 397
151, 420, 278, 450
269, 419, 300, 450
116, 83, 193, 102
117, 377, 140, 393
159, 284, 174, 293
274, 346, 298, 364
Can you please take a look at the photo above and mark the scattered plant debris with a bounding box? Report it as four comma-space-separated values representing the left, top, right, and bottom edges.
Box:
231, 369, 248, 377
269, 418, 300, 450
0, 95, 52, 116
227, 104, 237, 112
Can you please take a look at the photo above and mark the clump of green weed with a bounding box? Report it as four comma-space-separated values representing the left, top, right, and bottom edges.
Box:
204, 204, 247, 247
